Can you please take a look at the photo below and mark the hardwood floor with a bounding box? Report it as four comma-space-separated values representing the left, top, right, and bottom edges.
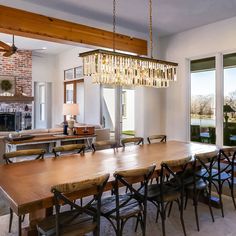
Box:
0, 194, 235, 236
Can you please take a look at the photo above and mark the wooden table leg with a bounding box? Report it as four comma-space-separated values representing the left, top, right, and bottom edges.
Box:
22, 208, 53, 236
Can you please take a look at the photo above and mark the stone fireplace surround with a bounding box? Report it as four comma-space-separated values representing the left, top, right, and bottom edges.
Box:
0, 50, 33, 131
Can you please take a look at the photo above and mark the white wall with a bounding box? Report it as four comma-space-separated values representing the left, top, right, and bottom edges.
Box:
159, 16, 236, 142
53, 46, 101, 127
32, 54, 56, 128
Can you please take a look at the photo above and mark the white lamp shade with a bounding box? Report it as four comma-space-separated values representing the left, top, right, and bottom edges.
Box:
63, 103, 79, 116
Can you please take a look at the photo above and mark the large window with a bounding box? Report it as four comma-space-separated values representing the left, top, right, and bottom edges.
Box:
190, 57, 216, 144
224, 53, 236, 146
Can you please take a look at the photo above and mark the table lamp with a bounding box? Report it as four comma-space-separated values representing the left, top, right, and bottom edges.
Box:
63, 103, 79, 135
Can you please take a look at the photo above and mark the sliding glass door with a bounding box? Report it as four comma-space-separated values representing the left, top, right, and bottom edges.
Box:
190, 57, 216, 144
223, 53, 236, 146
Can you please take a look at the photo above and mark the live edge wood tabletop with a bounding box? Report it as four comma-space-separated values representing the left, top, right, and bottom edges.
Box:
0, 141, 216, 236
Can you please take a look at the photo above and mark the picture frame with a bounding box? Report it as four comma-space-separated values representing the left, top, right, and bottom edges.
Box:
0, 75, 16, 96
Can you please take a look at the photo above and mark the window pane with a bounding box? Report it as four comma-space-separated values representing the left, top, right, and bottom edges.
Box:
190, 57, 216, 144
223, 53, 236, 146
40, 104, 45, 121
65, 84, 74, 103
39, 84, 45, 103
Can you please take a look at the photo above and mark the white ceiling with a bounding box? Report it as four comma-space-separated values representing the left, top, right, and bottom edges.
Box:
15, 0, 236, 36
0, 33, 75, 55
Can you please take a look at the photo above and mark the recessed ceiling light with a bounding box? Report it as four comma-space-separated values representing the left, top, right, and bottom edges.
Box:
42, 47, 47, 50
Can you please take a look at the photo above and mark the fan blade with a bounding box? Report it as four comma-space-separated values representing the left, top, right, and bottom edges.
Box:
0, 49, 7, 52
3, 50, 14, 57
0, 41, 11, 50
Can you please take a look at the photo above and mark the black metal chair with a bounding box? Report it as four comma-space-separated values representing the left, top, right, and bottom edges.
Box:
37, 173, 109, 236
3, 149, 45, 234
52, 143, 85, 157
216, 147, 236, 216
184, 151, 217, 231
145, 156, 192, 236
147, 135, 167, 144
100, 165, 156, 236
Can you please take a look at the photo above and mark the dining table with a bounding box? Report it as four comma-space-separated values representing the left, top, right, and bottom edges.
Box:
0, 140, 217, 236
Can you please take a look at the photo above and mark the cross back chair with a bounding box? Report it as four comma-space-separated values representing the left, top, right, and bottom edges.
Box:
92, 140, 118, 152
52, 144, 85, 157
3, 149, 45, 234
37, 173, 110, 236
195, 151, 224, 219
3, 149, 45, 164
147, 135, 167, 144
121, 137, 144, 147
184, 151, 218, 231
146, 156, 192, 236
100, 165, 156, 236
217, 147, 236, 216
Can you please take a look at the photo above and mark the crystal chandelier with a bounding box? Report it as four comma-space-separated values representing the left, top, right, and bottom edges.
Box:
80, 0, 178, 88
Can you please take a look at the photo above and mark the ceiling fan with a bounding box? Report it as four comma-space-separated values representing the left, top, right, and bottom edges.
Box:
0, 35, 47, 57
0, 35, 17, 57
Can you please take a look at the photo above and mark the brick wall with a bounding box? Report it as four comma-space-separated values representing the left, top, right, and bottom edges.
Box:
0, 50, 32, 96
0, 50, 33, 124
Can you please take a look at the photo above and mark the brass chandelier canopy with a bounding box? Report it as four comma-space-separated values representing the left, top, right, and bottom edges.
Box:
79, 0, 178, 88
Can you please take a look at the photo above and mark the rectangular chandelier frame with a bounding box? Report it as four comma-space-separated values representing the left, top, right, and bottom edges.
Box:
80, 49, 178, 88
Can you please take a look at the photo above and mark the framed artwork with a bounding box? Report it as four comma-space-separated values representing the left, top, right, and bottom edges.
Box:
64, 68, 74, 80
74, 66, 83, 78
0, 75, 16, 96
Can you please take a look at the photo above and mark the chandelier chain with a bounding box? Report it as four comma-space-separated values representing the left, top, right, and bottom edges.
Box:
113, 0, 116, 52
149, 0, 153, 58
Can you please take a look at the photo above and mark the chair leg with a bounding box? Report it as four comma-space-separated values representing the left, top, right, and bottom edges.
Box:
9, 208, 13, 233
160, 202, 166, 236
218, 183, 224, 217
184, 191, 188, 210
155, 204, 160, 223
134, 216, 139, 232
120, 219, 125, 236
140, 214, 146, 236
206, 188, 214, 222
178, 198, 187, 236
193, 194, 200, 231
18, 215, 22, 236
230, 182, 236, 209
167, 202, 173, 217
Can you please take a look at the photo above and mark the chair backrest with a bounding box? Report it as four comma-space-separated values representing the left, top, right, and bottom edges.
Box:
147, 134, 166, 144
52, 144, 85, 157
195, 150, 219, 179
3, 149, 45, 164
92, 140, 118, 152
113, 165, 156, 212
160, 156, 193, 192
51, 173, 110, 235
219, 147, 236, 175
121, 137, 144, 147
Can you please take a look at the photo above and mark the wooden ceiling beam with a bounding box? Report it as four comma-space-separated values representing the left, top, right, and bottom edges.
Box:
0, 5, 147, 55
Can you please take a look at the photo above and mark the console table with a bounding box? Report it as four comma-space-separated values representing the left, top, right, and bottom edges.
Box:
4, 134, 96, 152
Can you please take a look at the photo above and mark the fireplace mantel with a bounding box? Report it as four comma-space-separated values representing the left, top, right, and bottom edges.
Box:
0, 95, 34, 103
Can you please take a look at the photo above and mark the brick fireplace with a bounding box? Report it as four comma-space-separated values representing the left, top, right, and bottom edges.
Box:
0, 50, 33, 131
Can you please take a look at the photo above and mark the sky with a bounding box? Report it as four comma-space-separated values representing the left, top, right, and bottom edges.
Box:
191, 67, 236, 97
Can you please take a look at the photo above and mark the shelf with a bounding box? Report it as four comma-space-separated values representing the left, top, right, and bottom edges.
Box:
0, 95, 34, 103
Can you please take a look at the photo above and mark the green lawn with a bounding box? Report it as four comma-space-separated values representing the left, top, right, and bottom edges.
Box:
122, 130, 135, 136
